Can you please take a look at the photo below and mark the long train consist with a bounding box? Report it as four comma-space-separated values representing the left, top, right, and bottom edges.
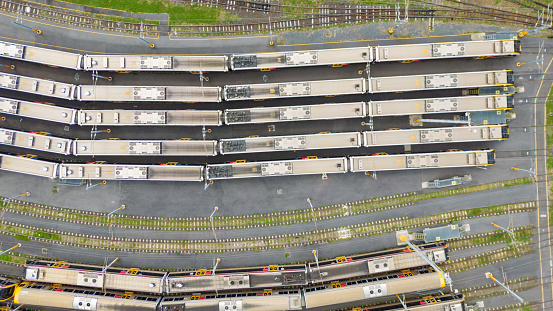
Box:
0, 94, 513, 126
0, 38, 520, 71
0, 70, 513, 102
23, 243, 448, 294
0, 124, 508, 156
0, 149, 495, 182
13, 268, 445, 311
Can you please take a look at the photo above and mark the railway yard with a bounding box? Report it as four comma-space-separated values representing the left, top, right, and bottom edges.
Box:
0, 0, 551, 310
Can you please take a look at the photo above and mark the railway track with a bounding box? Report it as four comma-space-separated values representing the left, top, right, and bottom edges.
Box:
0, 178, 530, 231
461, 276, 539, 301
0, 0, 159, 35
0, 0, 544, 37
0, 201, 535, 254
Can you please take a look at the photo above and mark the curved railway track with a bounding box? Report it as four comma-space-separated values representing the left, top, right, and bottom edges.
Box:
0, 202, 535, 254
0, 0, 544, 37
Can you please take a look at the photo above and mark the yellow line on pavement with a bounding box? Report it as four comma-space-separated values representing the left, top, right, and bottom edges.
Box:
168, 34, 270, 40
279, 33, 465, 46
0, 11, 158, 39
542, 58, 553, 302
535, 55, 553, 311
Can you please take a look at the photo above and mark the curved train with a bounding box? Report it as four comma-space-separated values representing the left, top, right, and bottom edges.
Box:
23, 243, 448, 294
0, 94, 514, 126
0, 244, 453, 310
0, 70, 514, 102
0, 149, 496, 182
13, 269, 445, 311
0, 38, 520, 71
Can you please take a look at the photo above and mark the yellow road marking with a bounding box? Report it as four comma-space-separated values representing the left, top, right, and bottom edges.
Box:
535, 55, 553, 310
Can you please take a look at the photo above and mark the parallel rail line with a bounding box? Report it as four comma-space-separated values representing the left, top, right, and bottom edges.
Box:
0, 0, 543, 37
0, 202, 535, 254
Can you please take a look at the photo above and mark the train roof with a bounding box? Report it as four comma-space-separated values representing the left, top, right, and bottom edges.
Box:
0, 40, 82, 69
59, 163, 204, 181
77, 85, 221, 102
225, 102, 366, 124
207, 157, 348, 179
369, 70, 512, 93
0, 72, 75, 100
84, 54, 228, 72
78, 109, 222, 126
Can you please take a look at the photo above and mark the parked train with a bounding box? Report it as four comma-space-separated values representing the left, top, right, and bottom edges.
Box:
0, 70, 514, 102
13, 268, 445, 311
0, 149, 496, 182
0, 94, 514, 126
347, 293, 465, 311
23, 243, 448, 294
0, 38, 520, 71
0, 123, 508, 157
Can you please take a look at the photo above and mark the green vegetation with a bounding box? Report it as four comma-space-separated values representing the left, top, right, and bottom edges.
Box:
547, 85, 553, 224
32, 232, 62, 241
0, 178, 532, 232
60, 0, 240, 24
0, 201, 534, 254
15, 234, 30, 241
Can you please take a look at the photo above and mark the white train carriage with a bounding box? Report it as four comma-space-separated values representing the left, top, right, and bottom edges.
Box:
0, 128, 72, 155
0, 97, 77, 124
0, 73, 75, 100
372, 39, 520, 62
0, 40, 83, 69
368, 70, 513, 93
161, 289, 302, 311
14, 282, 161, 311
311, 243, 448, 284
363, 124, 509, 147
76, 85, 222, 102
59, 163, 204, 182
219, 132, 362, 155
349, 149, 495, 172
304, 271, 445, 310
367, 95, 513, 117
231, 46, 371, 70
83, 55, 229, 72
224, 78, 366, 101
24, 261, 166, 295
0, 153, 57, 178
225, 102, 366, 124
72, 140, 217, 156
78, 109, 222, 126
207, 157, 348, 180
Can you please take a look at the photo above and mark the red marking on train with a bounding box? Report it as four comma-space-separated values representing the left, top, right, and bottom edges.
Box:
56, 288, 64, 291
398, 274, 404, 278
62, 265, 70, 268
120, 271, 127, 274
341, 283, 346, 287
114, 295, 122, 298
257, 293, 264, 296
206, 271, 211, 275
262, 268, 268, 271
420, 301, 427, 305
346, 258, 352, 262
199, 297, 205, 300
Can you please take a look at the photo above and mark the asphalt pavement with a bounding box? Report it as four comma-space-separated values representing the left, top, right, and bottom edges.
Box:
0, 6, 550, 309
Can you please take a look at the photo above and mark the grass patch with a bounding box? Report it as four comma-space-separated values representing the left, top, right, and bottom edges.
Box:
32, 232, 62, 241
15, 234, 30, 241
546, 84, 553, 224
59, 0, 240, 24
